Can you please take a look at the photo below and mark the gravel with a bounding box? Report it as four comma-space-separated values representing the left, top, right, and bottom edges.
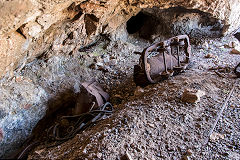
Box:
0, 33, 239, 159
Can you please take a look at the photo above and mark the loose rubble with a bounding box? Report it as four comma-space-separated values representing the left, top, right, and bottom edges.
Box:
0, 29, 239, 158
134, 86, 144, 96
204, 53, 215, 58
210, 132, 225, 141
230, 49, 240, 55
181, 89, 206, 103
28, 70, 240, 160
24, 35, 240, 160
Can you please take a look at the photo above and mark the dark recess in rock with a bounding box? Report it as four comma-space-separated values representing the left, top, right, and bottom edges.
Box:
0, 109, 6, 119
84, 14, 99, 36
234, 28, 240, 41
126, 7, 224, 41
72, 11, 83, 21
16, 24, 27, 39
126, 12, 147, 34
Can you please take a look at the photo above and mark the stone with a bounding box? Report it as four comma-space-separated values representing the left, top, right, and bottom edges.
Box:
210, 132, 224, 141
26, 22, 42, 38
97, 152, 102, 159
224, 42, 236, 48
204, 53, 214, 58
182, 155, 191, 160
89, 63, 96, 70
96, 62, 104, 67
121, 152, 133, 160
186, 149, 193, 156
203, 41, 209, 49
34, 149, 45, 155
0, 82, 48, 158
182, 149, 193, 160
229, 152, 240, 159
114, 94, 123, 98
181, 89, 206, 103
134, 86, 144, 96
110, 59, 117, 65
230, 49, 240, 55
0, 128, 3, 141
103, 56, 110, 63
148, 123, 155, 128
231, 42, 236, 48
15, 76, 23, 82
0, 31, 27, 76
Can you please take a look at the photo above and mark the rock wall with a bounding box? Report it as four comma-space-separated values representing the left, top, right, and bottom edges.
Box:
0, 0, 240, 78
142, 7, 224, 39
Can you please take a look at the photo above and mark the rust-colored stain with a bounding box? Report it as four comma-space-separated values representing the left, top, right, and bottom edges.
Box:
23, 103, 31, 109
0, 128, 3, 141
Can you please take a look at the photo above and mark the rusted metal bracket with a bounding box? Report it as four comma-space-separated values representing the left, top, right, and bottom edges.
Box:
134, 35, 191, 86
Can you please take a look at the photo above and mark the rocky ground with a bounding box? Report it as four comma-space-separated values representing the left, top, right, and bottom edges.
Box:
23, 34, 240, 159
0, 32, 240, 159
29, 71, 240, 160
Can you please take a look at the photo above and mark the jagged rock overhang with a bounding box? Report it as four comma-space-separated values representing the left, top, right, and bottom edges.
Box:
0, 0, 240, 78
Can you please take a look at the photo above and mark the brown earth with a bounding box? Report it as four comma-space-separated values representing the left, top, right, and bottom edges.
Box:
24, 34, 240, 159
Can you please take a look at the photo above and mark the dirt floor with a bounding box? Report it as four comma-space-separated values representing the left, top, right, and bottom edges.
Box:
10, 33, 240, 159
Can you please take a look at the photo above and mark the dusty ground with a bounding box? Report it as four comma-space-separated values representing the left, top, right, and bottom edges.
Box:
0, 31, 239, 158
29, 72, 240, 160
20, 34, 240, 159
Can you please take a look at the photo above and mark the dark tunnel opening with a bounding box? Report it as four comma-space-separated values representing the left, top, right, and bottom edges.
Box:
126, 11, 160, 40
126, 7, 224, 41
126, 12, 148, 34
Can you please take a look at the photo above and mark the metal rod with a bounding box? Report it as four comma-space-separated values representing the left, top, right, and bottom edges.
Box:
204, 79, 238, 145
170, 47, 173, 70
17, 141, 39, 159
162, 51, 167, 73
177, 46, 180, 67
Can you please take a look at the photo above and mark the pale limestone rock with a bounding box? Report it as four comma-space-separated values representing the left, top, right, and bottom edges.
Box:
230, 48, 240, 55
181, 89, 206, 103
205, 53, 215, 58
210, 132, 225, 141
134, 86, 144, 96
21, 22, 43, 38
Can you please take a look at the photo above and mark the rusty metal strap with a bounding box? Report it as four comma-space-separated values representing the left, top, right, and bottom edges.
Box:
47, 102, 113, 143
82, 81, 109, 107
134, 35, 191, 86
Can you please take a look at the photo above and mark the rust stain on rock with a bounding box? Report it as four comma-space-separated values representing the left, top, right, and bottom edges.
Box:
0, 128, 3, 141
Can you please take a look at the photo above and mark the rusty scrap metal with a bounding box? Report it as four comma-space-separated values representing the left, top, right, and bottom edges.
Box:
134, 35, 191, 86
15, 81, 112, 159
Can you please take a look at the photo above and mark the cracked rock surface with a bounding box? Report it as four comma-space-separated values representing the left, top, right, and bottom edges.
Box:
1, 0, 240, 77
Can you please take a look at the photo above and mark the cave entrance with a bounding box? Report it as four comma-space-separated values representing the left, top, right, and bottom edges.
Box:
126, 11, 160, 40
126, 7, 224, 42
126, 12, 149, 34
